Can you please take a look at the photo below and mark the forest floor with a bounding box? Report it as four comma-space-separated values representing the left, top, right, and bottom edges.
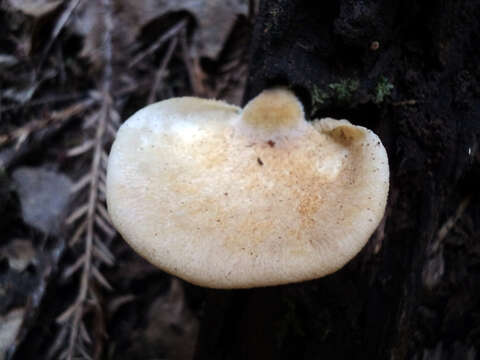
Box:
2, 1, 480, 360
0, 1, 253, 359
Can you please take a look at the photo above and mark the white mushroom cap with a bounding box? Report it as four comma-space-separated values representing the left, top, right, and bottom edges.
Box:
106, 88, 389, 288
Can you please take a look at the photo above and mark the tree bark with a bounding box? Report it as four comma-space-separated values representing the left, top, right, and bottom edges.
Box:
195, 0, 480, 359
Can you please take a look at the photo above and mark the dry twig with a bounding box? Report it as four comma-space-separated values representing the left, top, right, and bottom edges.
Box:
128, 18, 187, 68
0, 99, 95, 169
50, 0, 117, 358
148, 36, 179, 104
179, 29, 206, 96
38, 0, 84, 71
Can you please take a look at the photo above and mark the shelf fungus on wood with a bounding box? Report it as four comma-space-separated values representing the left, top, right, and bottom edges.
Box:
106, 88, 389, 288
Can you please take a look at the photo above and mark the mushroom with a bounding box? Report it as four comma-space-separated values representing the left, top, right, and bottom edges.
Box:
106, 88, 389, 288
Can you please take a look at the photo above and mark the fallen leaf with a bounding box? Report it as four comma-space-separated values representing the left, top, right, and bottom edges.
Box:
0, 308, 25, 360
70, 0, 248, 65
1, 239, 37, 272
118, 278, 199, 360
12, 166, 72, 235
0, 54, 19, 68
144, 279, 199, 360
183, 0, 249, 60
7, 0, 63, 17
130, 0, 248, 60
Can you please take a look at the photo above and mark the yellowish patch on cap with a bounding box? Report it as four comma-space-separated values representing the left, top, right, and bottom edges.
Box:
241, 88, 304, 132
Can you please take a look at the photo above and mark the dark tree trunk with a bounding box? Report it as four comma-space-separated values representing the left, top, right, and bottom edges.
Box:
195, 1, 480, 359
